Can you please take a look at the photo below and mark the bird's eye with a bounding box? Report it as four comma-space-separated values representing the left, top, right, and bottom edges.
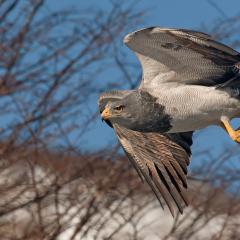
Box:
114, 105, 124, 112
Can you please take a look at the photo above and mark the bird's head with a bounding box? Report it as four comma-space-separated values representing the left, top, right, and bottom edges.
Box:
101, 102, 125, 120
100, 91, 141, 129
99, 90, 172, 132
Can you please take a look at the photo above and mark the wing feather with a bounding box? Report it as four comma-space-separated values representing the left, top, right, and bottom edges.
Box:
124, 27, 240, 89
113, 124, 192, 216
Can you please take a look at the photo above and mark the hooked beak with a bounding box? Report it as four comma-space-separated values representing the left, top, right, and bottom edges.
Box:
101, 107, 110, 121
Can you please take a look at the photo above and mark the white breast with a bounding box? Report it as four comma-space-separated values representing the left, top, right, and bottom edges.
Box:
147, 84, 240, 132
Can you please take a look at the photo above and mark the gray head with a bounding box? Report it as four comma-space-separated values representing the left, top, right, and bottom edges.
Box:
99, 90, 172, 132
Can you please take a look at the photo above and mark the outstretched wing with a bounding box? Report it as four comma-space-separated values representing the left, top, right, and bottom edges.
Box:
113, 123, 193, 216
124, 27, 240, 89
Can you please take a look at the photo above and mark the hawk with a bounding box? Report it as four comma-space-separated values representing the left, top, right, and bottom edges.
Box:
98, 27, 240, 216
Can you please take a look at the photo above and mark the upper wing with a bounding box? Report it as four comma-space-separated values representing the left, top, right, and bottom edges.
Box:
124, 27, 240, 89
113, 123, 193, 216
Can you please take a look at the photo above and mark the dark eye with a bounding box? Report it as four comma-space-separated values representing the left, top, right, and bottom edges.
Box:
114, 105, 124, 112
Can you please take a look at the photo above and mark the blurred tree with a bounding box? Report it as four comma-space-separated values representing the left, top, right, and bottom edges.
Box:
0, 0, 145, 239
0, 0, 141, 152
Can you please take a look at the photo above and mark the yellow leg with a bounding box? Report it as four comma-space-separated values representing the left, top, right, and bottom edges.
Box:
221, 119, 240, 143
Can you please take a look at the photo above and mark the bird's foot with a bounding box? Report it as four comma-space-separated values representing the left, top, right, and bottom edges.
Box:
230, 130, 240, 143
221, 118, 240, 144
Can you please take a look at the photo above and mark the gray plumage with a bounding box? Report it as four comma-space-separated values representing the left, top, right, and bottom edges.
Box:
98, 27, 240, 216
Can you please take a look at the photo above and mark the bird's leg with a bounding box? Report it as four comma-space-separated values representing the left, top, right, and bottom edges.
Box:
221, 118, 240, 143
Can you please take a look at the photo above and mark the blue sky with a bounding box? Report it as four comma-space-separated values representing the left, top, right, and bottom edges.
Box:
46, 0, 240, 158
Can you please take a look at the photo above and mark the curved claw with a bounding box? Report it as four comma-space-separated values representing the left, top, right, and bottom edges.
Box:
221, 119, 240, 143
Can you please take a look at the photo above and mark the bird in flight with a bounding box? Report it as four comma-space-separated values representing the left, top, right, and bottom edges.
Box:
98, 27, 240, 216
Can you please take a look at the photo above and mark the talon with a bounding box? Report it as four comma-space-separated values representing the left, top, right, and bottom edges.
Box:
231, 132, 240, 143
234, 131, 240, 143
221, 118, 240, 143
